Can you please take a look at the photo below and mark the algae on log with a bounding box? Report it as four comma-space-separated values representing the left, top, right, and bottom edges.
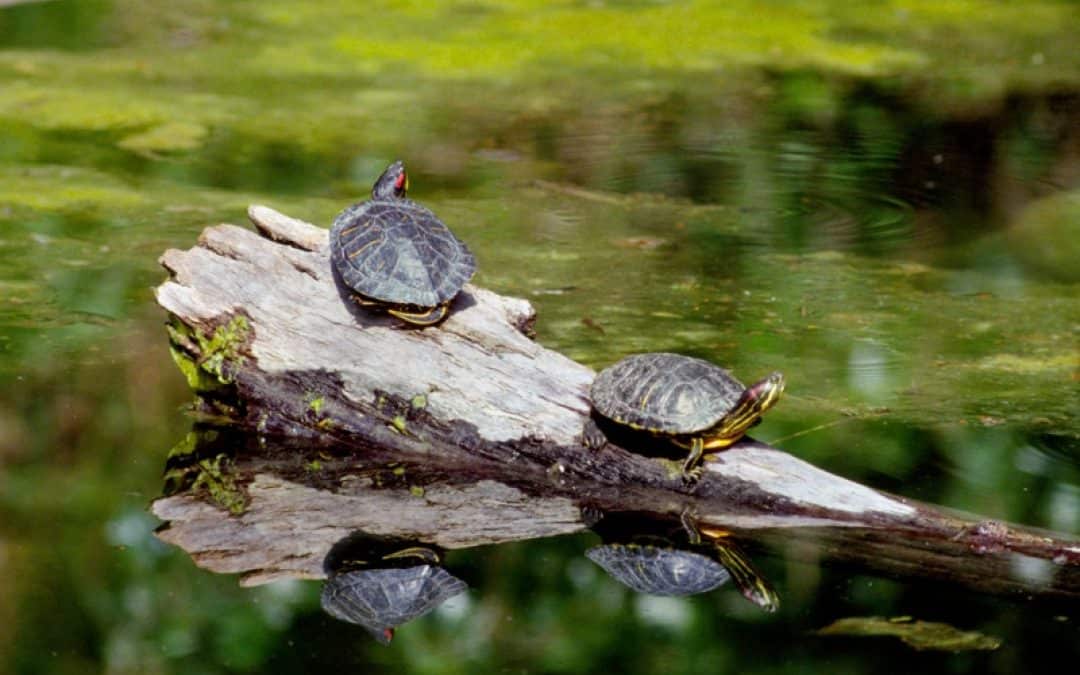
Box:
153, 205, 1080, 597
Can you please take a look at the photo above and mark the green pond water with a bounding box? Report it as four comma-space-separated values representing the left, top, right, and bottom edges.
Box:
1, 1, 1078, 673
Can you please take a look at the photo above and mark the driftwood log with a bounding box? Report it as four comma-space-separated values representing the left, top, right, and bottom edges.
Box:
153, 205, 1080, 598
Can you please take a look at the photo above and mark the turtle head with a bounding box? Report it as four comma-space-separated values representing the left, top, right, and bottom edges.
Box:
704, 371, 785, 449
372, 160, 409, 200
367, 626, 394, 645
745, 372, 785, 411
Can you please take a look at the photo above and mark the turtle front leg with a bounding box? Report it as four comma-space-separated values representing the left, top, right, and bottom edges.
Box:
582, 418, 608, 449
679, 507, 703, 545
681, 437, 705, 484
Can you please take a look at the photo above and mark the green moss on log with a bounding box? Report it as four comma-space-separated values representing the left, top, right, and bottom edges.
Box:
166, 314, 252, 393
193, 454, 248, 515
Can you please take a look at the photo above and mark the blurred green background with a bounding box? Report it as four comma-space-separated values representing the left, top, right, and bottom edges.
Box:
0, 1, 1078, 673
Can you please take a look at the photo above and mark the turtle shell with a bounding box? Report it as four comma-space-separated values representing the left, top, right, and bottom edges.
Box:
586, 543, 731, 596
589, 352, 746, 435
330, 199, 475, 307
321, 565, 468, 644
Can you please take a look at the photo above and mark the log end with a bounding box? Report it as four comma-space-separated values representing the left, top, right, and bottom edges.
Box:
248, 204, 327, 252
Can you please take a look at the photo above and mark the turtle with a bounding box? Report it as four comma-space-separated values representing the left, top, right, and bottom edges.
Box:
585, 543, 730, 597
586, 510, 779, 610
329, 160, 476, 326
583, 352, 785, 482
320, 545, 468, 644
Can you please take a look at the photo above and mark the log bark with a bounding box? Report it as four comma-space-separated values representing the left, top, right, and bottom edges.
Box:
153, 205, 1080, 597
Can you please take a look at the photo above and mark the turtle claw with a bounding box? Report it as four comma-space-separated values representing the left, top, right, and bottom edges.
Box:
681, 464, 704, 487
582, 419, 608, 449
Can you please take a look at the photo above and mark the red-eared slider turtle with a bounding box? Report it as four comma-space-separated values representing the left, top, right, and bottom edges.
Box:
321, 546, 468, 644
584, 353, 785, 481
330, 161, 476, 326
586, 510, 779, 611
586, 543, 731, 597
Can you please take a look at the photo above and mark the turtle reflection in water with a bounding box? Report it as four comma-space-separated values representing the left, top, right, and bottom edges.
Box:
329, 160, 476, 326
321, 534, 467, 644
586, 544, 729, 597
584, 352, 785, 482
586, 510, 779, 611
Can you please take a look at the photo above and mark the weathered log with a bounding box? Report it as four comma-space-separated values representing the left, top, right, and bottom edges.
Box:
153, 205, 1080, 597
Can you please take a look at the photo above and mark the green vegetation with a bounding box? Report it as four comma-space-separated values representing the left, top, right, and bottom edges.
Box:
306, 394, 325, 416
194, 315, 251, 383
1008, 189, 1080, 282
166, 314, 251, 393
191, 454, 248, 515
817, 616, 1002, 651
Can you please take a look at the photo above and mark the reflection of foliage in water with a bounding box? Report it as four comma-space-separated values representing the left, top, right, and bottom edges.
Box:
0, 0, 1078, 673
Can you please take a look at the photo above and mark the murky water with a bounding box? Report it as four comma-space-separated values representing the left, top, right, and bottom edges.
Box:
1, 1, 1078, 673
